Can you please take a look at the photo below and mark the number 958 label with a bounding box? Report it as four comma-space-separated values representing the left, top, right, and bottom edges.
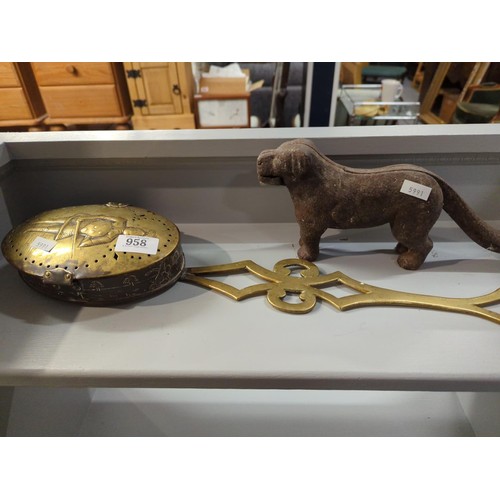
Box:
115, 234, 159, 255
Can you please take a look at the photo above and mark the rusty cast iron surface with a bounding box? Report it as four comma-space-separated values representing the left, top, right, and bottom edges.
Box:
257, 139, 500, 270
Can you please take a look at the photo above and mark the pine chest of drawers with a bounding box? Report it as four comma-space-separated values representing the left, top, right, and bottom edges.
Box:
31, 62, 132, 129
0, 63, 47, 130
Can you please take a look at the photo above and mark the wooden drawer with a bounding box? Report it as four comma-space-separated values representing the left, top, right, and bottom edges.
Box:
0, 88, 32, 120
0, 63, 21, 88
39, 85, 122, 118
32, 63, 115, 86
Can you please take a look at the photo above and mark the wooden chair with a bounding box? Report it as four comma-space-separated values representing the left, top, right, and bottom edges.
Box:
361, 64, 407, 83
453, 82, 500, 124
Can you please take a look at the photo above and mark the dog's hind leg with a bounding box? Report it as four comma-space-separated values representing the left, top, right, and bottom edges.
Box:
390, 216, 435, 270
395, 242, 408, 254
396, 238, 433, 270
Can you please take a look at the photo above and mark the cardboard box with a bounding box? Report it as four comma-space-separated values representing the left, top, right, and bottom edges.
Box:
199, 76, 247, 95
198, 68, 263, 96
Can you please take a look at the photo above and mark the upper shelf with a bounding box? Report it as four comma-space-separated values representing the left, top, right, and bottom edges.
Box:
2, 125, 500, 162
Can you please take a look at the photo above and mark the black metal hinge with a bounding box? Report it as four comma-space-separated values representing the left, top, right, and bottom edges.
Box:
126, 69, 142, 79
133, 99, 147, 108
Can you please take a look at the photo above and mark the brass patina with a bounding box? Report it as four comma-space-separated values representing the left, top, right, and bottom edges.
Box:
2, 203, 184, 304
183, 258, 500, 325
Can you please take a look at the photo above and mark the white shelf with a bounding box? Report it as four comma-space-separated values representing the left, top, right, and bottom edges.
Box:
1, 222, 498, 391
1, 127, 499, 436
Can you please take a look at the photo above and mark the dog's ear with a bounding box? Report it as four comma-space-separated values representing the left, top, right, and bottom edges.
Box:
290, 148, 310, 181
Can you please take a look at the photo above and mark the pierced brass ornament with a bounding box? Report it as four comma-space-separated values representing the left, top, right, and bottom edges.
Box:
182, 258, 500, 325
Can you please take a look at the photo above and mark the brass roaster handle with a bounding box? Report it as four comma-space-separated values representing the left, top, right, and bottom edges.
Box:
182, 258, 500, 325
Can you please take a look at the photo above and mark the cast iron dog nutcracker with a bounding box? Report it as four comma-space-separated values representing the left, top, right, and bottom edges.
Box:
257, 139, 500, 270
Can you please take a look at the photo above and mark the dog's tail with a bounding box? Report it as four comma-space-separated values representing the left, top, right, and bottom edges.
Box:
432, 176, 500, 252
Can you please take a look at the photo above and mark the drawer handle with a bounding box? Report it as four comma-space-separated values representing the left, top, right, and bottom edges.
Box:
172, 84, 181, 95
66, 65, 78, 75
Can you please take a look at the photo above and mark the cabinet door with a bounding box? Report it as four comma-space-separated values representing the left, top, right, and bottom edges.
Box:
127, 62, 184, 116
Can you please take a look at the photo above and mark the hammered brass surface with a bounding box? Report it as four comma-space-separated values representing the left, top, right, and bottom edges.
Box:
183, 259, 500, 325
2, 203, 180, 281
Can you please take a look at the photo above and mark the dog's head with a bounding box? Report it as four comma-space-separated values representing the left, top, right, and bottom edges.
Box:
257, 139, 317, 186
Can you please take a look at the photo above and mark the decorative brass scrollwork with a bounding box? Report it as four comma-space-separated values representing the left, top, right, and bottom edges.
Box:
182, 258, 500, 325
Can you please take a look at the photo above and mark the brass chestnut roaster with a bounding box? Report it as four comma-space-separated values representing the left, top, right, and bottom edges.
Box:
1, 203, 184, 305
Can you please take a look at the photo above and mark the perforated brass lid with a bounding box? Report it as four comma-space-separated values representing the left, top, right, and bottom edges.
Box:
2, 202, 181, 283
1, 203, 185, 304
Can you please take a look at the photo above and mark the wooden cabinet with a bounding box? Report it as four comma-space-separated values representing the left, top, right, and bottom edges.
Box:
124, 62, 195, 129
0, 63, 47, 129
31, 63, 132, 129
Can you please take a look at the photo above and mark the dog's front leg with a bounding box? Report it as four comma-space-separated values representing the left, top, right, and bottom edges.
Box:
297, 221, 326, 261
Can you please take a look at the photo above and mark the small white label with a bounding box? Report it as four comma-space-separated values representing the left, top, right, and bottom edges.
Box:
400, 179, 432, 201
115, 234, 159, 255
31, 236, 57, 252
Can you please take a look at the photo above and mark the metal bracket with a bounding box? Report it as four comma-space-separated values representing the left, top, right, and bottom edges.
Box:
126, 69, 141, 79
132, 99, 147, 108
